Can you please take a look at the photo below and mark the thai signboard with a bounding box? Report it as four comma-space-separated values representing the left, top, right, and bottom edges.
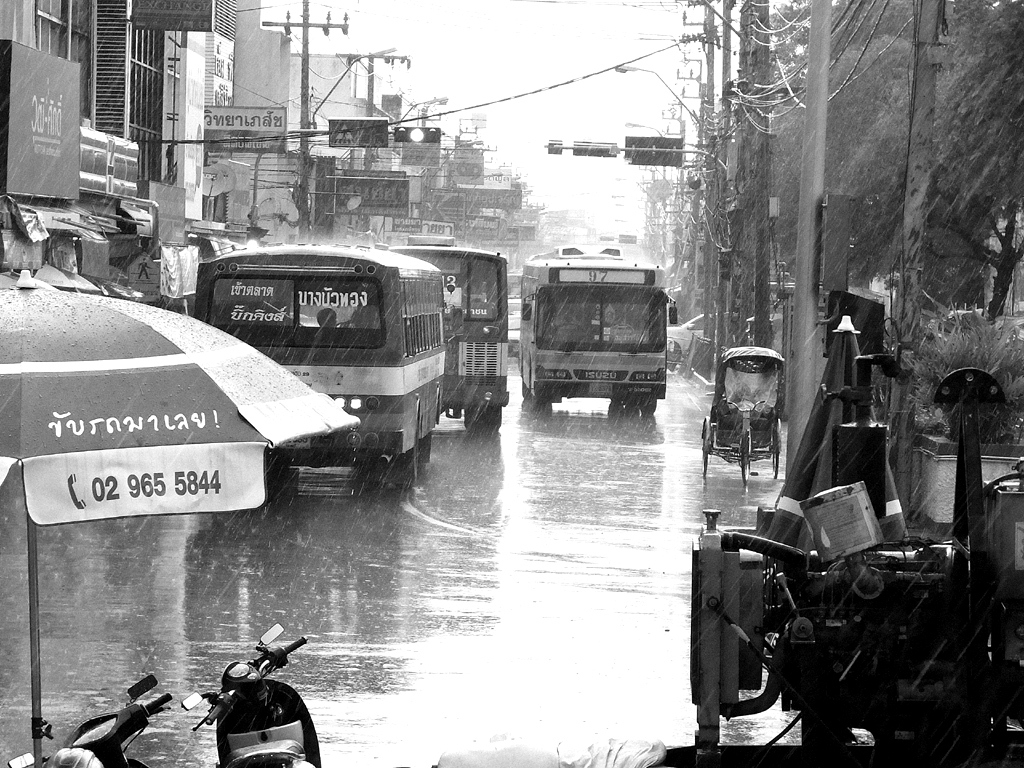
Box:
204, 107, 287, 153
324, 173, 410, 217
0, 41, 81, 198
132, 0, 215, 30
455, 185, 523, 210
400, 144, 441, 168
451, 147, 485, 185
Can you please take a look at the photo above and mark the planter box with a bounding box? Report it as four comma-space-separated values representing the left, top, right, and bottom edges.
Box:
912, 435, 1024, 525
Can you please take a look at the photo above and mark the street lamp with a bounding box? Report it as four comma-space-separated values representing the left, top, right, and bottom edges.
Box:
311, 47, 398, 125
615, 66, 701, 127
398, 96, 449, 125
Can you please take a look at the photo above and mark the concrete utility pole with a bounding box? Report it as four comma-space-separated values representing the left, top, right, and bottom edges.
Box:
787, 0, 831, 471
262, 1, 350, 241
715, 0, 732, 350
701, 0, 718, 352
891, 0, 946, 503
736, 0, 774, 348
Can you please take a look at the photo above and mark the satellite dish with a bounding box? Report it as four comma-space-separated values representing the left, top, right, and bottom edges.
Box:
203, 162, 235, 196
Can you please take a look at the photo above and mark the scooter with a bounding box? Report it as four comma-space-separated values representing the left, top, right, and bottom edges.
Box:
7, 675, 172, 768
182, 624, 320, 768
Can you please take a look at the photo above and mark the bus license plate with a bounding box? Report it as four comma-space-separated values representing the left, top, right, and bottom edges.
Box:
591, 383, 613, 396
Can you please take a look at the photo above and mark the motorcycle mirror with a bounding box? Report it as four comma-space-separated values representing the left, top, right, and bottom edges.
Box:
127, 674, 158, 702
9, 754, 33, 768
260, 624, 285, 645
181, 692, 205, 711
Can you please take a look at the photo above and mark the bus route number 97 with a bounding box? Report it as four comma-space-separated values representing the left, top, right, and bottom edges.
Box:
88, 470, 223, 502
587, 271, 608, 282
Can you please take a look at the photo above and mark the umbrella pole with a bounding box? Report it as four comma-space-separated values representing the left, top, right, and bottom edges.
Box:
26, 514, 44, 768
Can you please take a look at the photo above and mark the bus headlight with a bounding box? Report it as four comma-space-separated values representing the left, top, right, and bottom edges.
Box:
345, 432, 362, 448
366, 396, 380, 410
538, 367, 571, 380
630, 369, 665, 382
333, 396, 347, 408
349, 397, 363, 410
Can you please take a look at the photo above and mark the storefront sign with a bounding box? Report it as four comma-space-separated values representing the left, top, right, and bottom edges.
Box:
455, 185, 523, 211
204, 107, 286, 153
421, 220, 454, 237
132, 0, 215, 30
451, 147, 485, 185
328, 175, 410, 217
178, 35, 205, 220
391, 217, 422, 234
0, 41, 81, 198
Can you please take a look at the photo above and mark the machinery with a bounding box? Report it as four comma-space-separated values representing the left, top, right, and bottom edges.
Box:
690, 366, 1024, 767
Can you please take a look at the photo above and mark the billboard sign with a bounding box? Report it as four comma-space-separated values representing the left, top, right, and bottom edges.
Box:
204, 106, 287, 152
132, 0, 215, 31
451, 146, 485, 185
328, 118, 390, 148
456, 185, 523, 211
329, 175, 410, 217
0, 41, 81, 198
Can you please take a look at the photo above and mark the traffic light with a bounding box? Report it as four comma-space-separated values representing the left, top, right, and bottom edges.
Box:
624, 136, 685, 167
393, 126, 441, 143
571, 142, 619, 158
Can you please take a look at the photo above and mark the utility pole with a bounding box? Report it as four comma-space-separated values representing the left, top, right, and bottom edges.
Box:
701, 0, 718, 353
262, 3, 350, 242
787, 0, 831, 470
736, 0, 774, 348
891, 0, 946, 503
715, 0, 733, 350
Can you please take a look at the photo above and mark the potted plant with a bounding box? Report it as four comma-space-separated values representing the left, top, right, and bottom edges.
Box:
909, 310, 1024, 522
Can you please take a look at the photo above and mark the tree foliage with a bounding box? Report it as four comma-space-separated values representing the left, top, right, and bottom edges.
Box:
769, 0, 1024, 313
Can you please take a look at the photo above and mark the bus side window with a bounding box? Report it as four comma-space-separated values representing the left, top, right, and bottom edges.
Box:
522, 302, 532, 322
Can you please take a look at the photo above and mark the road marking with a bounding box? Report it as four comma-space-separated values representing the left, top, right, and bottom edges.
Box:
400, 491, 482, 536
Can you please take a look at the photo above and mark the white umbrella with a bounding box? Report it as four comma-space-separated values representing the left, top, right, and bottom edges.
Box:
0, 281, 359, 765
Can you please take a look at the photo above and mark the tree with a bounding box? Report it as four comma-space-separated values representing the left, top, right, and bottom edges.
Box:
928, 0, 1024, 318
769, 0, 1024, 315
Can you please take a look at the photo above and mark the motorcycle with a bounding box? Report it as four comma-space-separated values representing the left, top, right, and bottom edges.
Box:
182, 624, 320, 768
7, 675, 172, 768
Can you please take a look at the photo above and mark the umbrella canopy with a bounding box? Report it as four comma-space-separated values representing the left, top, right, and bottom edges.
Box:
0, 284, 360, 765
1, 286, 359, 523
766, 317, 905, 548
32, 264, 104, 294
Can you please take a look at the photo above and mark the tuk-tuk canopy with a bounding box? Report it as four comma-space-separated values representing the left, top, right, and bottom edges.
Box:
714, 347, 785, 406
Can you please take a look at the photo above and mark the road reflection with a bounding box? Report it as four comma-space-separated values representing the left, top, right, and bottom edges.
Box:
0, 375, 792, 766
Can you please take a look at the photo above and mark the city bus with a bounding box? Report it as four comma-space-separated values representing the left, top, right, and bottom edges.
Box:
391, 236, 509, 432
193, 244, 445, 485
519, 251, 677, 418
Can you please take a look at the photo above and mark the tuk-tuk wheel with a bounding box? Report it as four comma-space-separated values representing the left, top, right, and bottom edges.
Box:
740, 430, 751, 485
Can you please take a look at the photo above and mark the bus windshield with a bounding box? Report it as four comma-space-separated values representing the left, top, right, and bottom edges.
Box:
210, 274, 385, 348
537, 286, 665, 352
415, 254, 500, 322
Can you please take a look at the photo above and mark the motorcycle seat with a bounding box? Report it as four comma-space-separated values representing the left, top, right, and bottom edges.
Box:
224, 740, 304, 768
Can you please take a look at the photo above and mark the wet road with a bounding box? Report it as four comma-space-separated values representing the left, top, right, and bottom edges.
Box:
0, 372, 788, 767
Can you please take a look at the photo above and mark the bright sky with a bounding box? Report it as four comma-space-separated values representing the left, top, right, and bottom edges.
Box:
258, 0, 705, 237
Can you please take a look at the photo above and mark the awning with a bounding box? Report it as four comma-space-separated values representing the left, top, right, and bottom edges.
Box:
33, 207, 109, 242
117, 201, 154, 238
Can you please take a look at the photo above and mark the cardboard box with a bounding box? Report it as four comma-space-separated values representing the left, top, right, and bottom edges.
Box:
800, 481, 882, 562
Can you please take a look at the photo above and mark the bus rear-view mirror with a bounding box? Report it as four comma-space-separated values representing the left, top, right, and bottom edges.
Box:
522, 303, 532, 322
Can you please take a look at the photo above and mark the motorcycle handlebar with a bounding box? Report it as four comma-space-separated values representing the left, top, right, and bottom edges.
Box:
144, 693, 173, 716
282, 636, 307, 656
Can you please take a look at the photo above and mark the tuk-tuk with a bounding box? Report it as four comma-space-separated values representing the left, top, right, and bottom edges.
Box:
700, 346, 784, 483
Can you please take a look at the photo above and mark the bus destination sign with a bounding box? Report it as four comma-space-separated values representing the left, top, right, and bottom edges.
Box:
557, 269, 648, 285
